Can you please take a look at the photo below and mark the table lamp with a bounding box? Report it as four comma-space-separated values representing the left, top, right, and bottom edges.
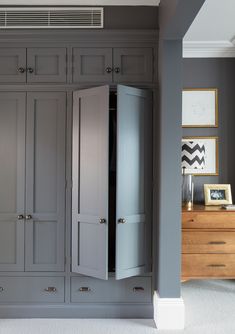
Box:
181, 140, 205, 209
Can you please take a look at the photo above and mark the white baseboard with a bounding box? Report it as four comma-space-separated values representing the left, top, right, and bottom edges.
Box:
153, 291, 185, 330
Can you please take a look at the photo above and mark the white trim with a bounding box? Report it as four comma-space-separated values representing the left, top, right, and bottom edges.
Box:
0, 0, 160, 5
183, 41, 235, 58
153, 291, 185, 330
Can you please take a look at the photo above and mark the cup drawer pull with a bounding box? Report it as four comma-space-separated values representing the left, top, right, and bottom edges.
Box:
207, 264, 226, 268
44, 287, 57, 293
208, 241, 226, 245
133, 287, 145, 292
79, 287, 91, 292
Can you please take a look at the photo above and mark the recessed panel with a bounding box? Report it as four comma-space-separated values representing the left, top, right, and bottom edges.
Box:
0, 221, 16, 264
35, 55, 59, 75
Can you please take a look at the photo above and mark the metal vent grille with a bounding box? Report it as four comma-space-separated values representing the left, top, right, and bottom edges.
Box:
0, 7, 104, 29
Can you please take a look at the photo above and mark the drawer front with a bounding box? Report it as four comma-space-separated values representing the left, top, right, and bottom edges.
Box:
71, 276, 152, 303
0, 277, 64, 303
182, 212, 235, 229
182, 254, 235, 278
182, 231, 235, 254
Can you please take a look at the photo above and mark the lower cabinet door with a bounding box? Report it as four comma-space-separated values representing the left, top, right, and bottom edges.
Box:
70, 276, 152, 303
0, 277, 64, 303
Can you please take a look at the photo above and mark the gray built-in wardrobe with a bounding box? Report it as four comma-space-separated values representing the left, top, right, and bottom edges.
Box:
0, 30, 157, 318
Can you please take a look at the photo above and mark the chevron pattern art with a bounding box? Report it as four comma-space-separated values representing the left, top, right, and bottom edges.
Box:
182, 141, 205, 170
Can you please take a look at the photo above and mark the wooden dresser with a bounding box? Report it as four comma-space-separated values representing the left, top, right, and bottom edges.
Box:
182, 205, 235, 280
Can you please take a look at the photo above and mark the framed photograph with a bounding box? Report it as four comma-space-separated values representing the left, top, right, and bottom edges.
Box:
182, 88, 218, 128
182, 136, 219, 176
204, 184, 232, 206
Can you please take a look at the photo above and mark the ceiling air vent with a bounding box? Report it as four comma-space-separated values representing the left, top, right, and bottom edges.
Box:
0, 7, 104, 29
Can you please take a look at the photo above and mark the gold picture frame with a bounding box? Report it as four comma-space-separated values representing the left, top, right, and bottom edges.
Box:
182, 136, 219, 176
182, 88, 219, 128
204, 184, 232, 206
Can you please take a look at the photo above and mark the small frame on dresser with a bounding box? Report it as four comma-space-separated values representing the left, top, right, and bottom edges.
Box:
182, 88, 218, 128
204, 184, 233, 206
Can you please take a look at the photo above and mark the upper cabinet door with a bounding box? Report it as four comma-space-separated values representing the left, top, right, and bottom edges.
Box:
27, 48, 67, 83
72, 86, 109, 280
116, 85, 152, 280
113, 48, 153, 83
0, 92, 26, 271
0, 48, 26, 83
25, 92, 66, 272
72, 48, 112, 83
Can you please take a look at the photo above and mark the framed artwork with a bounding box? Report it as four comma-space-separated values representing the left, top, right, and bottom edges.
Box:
204, 184, 232, 206
182, 136, 219, 176
182, 88, 218, 128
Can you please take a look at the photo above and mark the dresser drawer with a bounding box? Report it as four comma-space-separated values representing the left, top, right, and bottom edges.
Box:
182, 212, 235, 229
71, 276, 152, 303
182, 231, 235, 254
182, 254, 235, 278
0, 277, 64, 303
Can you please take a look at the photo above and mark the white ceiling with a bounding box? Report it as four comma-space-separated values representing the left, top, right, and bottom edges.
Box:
0, 0, 160, 5
184, 0, 235, 57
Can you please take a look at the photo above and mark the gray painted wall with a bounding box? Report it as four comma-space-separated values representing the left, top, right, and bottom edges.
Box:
155, 0, 206, 299
183, 58, 235, 203
104, 6, 158, 30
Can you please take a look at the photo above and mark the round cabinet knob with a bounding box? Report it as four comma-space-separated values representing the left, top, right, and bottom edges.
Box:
18, 67, 25, 73
17, 214, 24, 220
25, 215, 32, 220
106, 67, 113, 74
27, 68, 34, 74
118, 218, 126, 224
99, 218, 106, 224
0, 287, 4, 292
114, 67, 120, 74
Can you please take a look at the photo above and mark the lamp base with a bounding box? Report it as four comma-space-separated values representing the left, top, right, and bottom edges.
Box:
182, 174, 194, 210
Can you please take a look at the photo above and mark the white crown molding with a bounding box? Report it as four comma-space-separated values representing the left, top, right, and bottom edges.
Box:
183, 40, 235, 58
153, 291, 185, 330
0, 0, 160, 5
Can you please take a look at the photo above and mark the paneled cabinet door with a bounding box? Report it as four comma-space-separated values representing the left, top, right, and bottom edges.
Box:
72, 86, 109, 280
0, 92, 26, 271
116, 85, 152, 279
113, 48, 153, 83
0, 48, 26, 83
72, 48, 113, 83
25, 92, 66, 272
27, 48, 67, 83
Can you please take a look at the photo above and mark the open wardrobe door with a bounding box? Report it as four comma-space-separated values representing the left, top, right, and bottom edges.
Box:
115, 85, 152, 280
72, 86, 109, 280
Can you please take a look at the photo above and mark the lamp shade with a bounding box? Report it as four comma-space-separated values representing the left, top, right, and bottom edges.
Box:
182, 140, 205, 170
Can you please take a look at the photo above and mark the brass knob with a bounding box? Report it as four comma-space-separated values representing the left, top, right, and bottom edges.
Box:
114, 67, 120, 73
106, 67, 112, 73
44, 287, 57, 292
118, 218, 126, 224
100, 218, 106, 224
18, 67, 25, 73
25, 214, 32, 220
27, 68, 34, 74
17, 214, 24, 220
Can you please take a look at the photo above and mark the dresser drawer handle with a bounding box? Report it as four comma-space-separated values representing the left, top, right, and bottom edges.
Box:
0, 287, 4, 292
208, 241, 226, 245
79, 287, 91, 292
207, 264, 226, 268
133, 287, 145, 292
44, 287, 57, 293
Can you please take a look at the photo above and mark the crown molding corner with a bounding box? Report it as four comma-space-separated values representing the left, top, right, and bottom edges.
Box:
183, 40, 235, 58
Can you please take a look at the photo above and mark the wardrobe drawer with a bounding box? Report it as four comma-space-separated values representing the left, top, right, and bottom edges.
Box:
182, 254, 235, 278
71, 276, 152, 303
182, 212, 235, 229
0, 277, 64, 303
182, 231, 235, 254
